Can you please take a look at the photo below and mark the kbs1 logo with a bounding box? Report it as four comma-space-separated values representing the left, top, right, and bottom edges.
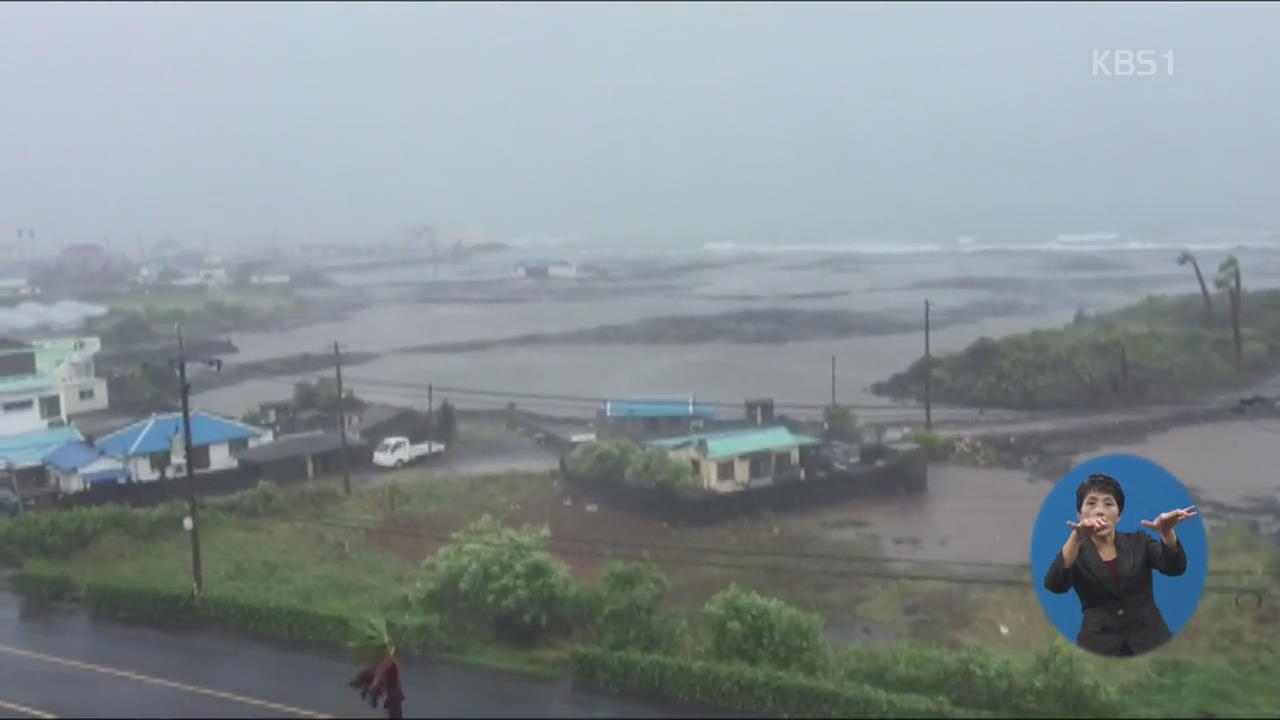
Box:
1092, 49, 1174, 77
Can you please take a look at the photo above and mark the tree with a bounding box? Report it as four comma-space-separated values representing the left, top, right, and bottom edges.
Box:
702, 584, 828, 673
592, 560, 683, 653
1215, 255, 1243, 370
1176, 251, 1214, 325
823, 404, 859, 443
413, 515, 578, 645
436, 400, 457, 446
624, 448, 696, 492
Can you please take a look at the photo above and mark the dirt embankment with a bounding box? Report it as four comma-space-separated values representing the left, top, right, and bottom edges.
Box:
396, 300, 1040, 354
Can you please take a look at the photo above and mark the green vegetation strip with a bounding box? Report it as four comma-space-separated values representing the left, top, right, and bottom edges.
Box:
571, 648, 981, 719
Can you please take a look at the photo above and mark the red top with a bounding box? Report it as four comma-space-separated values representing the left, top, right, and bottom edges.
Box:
1102, 557, 1121, 585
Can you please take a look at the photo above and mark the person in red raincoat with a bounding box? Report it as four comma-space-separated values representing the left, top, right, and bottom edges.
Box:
349, 620, 405, 719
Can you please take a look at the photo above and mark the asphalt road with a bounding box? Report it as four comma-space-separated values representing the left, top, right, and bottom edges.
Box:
0, 591, 707, 719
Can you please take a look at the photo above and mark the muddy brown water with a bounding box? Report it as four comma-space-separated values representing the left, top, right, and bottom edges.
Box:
813, 420, 1280, 566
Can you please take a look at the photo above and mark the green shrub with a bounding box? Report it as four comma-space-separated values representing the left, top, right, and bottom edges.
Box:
565, 441, 640, 483
206, 481, 284, 518
414, 514, 579, 645
571, 648, 976, 719
838, 641, 1122, 717
14, 564, 77, 602
909, 430, 947, 459
593, 560, 684, 653
624, 449, 697, 493
702, 584, 828, 674
82, 579, 443, 656
0, 501, 186, 561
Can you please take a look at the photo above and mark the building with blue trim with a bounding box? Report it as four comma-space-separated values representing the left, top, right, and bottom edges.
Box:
95, 411, 273, 482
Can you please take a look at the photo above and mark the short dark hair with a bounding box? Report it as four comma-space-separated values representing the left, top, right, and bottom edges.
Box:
1076, 473, 1125, 515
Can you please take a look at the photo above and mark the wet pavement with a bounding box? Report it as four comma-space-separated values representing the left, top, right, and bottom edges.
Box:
0, 592, 708, 719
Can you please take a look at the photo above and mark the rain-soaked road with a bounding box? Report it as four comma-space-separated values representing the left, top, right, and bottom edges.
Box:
0, 592, 708, 719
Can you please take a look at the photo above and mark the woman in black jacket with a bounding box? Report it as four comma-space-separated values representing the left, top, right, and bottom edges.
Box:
1043, 473, 1197, 657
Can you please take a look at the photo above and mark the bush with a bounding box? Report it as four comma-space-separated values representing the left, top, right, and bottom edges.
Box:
0, 501, 186, 562
702, 585, 828, 674
413, 514, 580, 645
838, 642, 1122, 717
14, 564, 77, 602
571, 648, 976, 719
565, 441, 640, 483
205, 481, 284, 518
624, 449, 697, 493
910, 430, 947, 459
592, 560, 684, 653
824, 405, 859, 443
82, 579, 443, 655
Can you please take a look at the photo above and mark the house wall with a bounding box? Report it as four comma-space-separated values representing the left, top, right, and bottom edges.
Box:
0, 388, 61, 434
62, 377, 109, 416
127, 434, 272, 482
664, 445, 802, 492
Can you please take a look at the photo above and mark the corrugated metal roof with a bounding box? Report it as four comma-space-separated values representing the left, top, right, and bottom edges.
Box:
605, 398, 715, 419
43, 441, 103, 472
649, 426, 820, 461
0, 426, 83, 469
95, 411, 268, 458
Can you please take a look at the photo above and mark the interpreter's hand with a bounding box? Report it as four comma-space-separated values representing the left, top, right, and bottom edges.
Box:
1067, 517, 1111, 538
1141, 505, 1197, 534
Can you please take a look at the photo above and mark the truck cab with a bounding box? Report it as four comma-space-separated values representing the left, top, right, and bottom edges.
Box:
372, 436, 446, 468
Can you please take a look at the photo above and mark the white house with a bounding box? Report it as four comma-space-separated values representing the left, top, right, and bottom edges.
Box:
0, 340, 70, 434
94, 411, 274, 482
31, 336, 110, 416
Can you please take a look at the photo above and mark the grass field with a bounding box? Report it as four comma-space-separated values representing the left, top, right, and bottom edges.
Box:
14, 465, 1280, 715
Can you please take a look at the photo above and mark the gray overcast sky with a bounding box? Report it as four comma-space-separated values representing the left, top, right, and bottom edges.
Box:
1, 2, 1277, 247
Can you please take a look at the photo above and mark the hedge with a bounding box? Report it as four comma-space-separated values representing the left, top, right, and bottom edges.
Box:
838, 644, 1125, 718
570, 648, 982, 719
13, 565, 77, 602
76, 579, 441, 657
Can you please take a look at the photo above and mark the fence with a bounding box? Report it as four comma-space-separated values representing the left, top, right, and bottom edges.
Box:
560, 445, 928, 525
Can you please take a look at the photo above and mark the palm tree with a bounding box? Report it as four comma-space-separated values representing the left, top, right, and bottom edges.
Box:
1176, 252, 1214, 324
1215, 255, 1243, 371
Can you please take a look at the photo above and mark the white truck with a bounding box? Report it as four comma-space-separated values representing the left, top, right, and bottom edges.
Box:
372, 436, 446, 468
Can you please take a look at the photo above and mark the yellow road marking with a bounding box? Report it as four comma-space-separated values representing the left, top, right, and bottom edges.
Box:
0, 643, 328, 718
0, 699, 57, 719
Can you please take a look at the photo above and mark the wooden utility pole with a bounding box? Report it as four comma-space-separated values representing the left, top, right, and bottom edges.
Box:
334, 342, 351, 495
175, 326, 204, 595
830, 355, 836, 408
924, 299, 933, 430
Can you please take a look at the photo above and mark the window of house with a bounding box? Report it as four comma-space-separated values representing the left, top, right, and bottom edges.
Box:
690, 459, 701, 478
2, 399, 33, 413
717, 461, 734, 482
149, 451, 171, 473
748, 453, 771, 479
78, 388, 95, 401
228, 438, 249, 454
188, 445, 211, 470
776, 452, 793, 470
39, 395, 61, 419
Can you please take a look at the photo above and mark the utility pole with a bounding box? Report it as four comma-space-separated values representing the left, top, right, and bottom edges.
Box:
427, 383, 434, 437
334, 342, 351, 495
924, 299, 933, 431
830, 355, 836, 408
175, 326, 204, 596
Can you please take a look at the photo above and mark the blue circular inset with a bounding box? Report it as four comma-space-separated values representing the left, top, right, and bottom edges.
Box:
1030, 454, 1208, 651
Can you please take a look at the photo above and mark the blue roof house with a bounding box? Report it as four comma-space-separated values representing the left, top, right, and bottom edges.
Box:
44, 440, 129, 493
597, 397, 716, 441
95, 411, 273, 482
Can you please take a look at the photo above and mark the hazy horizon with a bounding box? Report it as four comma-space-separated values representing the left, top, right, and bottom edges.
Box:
3, 2, 1278, 249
